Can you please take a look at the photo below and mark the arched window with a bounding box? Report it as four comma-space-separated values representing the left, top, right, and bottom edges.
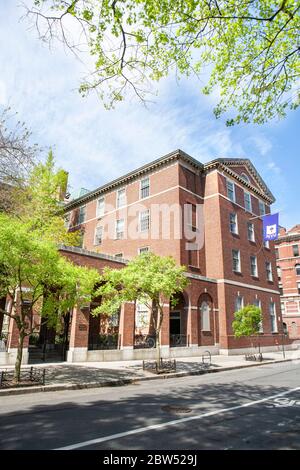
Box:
241, 173, 250, 183
295, 264, 300, 276
291, 322, 297, 338
200, 301, 210, 331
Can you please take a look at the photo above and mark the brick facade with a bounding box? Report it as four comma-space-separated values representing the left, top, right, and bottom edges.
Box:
275, 225, 300, 340
0, 150, 286, 363
60, 150, 284, 358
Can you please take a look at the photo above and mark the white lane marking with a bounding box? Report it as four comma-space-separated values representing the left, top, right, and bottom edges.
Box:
55, 386, 300, 450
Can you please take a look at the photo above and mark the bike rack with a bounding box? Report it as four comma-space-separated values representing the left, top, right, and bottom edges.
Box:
202, 350, 211, 366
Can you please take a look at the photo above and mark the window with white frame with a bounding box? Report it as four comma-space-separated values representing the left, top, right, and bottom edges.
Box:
250, 256, 258, 277
266, 261, 273, 281
277, 266, 281, 280
264, 240, 270, 249
230, 213, 238, 234
140, 209, 150, 232
293, 244, 299, 257
235, 295, 244, 312
254, 298, 263, 332
200, 301, 211, 331
94, 226, 103, 245
139, 246, 149, 255
78, 205, 86, 224
259, 200, 266, 216
226, 179, 235, 202
269, 301, 277, 333
296, 264, 300, 276
244, 191, 252, 212
116, 188, 126, 208
232, 249, 241, 273
247, 222, 255, 241
115, 219, 124, 239
140, 177, 150, 199
136, 303, 149, 328
96, 197, 105, 217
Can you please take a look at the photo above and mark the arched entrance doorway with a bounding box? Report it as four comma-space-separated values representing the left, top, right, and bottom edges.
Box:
198, 293, 215, 346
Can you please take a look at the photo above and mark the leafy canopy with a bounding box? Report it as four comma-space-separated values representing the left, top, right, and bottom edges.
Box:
0, 212, 98, 327
232, 304, 263, 338
29, 0, 300, 124
93, 252, 189, 317
17, 150, 80, 246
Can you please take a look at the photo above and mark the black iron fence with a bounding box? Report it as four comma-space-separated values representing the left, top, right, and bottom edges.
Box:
88, 334, 120, 350
134, 334, 156, 349
143, 358, 176, 374
170, 334, 188, 347
0, 366, 46, 388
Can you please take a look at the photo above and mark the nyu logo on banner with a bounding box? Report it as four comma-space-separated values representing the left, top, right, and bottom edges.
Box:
263, 213, 279, 241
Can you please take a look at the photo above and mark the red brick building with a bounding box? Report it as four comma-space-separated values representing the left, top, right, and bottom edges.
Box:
275, 225, 300, 340
0, 149, 286, 364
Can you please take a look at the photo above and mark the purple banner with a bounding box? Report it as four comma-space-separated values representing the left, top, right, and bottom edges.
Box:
263, 213, 279, 241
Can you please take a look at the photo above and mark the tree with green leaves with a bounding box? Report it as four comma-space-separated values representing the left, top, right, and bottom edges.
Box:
232, 304, 263, 352
0, 213, 98, 382
27, 1, 300, 124
19, 150, 80, 246
94, 252, 189, 364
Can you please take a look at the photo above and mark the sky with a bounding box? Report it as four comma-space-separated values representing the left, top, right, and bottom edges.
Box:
0, 1, 299, 229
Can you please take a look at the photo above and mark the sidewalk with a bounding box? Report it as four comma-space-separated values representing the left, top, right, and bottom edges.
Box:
1, 350, 299, 397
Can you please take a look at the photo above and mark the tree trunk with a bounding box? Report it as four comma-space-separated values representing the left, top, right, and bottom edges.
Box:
152, 299, 162, 368
156, 328, 161, 366
14, 331, 25, 383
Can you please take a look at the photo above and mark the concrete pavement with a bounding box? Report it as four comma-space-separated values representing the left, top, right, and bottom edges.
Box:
1, 348, 299, 396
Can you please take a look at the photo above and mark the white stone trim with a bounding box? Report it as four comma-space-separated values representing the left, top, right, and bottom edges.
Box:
185, 272, 218, 284
67, 347, 88, 363
217, 278, 280, 294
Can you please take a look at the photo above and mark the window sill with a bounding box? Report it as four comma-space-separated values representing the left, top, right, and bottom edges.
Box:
233, 270, 243, 276
251, 276, 260, 280
189, 265, 200, 271
231, 232, 240, 238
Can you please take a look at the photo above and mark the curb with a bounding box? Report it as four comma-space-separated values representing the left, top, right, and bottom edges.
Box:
0, 357, 295, 397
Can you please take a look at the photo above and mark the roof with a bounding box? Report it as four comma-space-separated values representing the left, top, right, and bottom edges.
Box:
275, 224, 300, 244
64, 149, 275, 210
204, 158, 275, 202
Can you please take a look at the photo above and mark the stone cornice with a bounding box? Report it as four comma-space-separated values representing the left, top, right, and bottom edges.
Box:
64, 151, 274, 211
64, 149, 204, 211
204, 158, 275, 204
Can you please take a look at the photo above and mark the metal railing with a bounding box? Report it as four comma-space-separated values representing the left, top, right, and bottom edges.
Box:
88, 334, 120, 350
134, 334, 156, 349
170, 334, 188, 347
0, 366, 46, 388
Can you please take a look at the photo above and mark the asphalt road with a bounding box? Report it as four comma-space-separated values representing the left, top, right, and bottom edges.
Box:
0, 361, 299, 450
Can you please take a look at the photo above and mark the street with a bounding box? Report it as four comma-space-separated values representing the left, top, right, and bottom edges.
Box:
0, 361, 299, 450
